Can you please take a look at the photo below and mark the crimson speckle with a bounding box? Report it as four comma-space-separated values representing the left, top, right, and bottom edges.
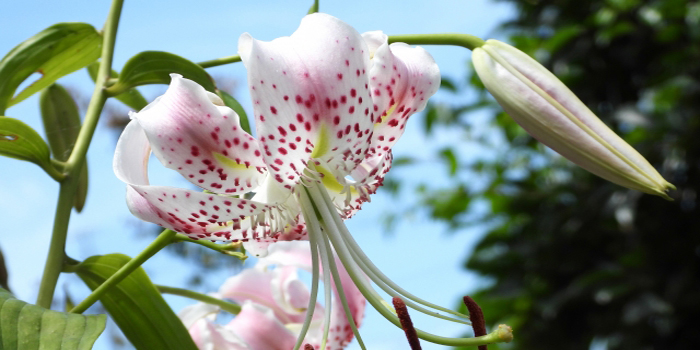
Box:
270, 106, 278, 114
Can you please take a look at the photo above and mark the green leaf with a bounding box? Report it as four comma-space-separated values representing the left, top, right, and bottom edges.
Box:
39, 84, 89, 211
439, 147, 459, 176
0, 287, 105, 350
76, 254, 198, 350
86, 62, 148, 110
440, 76, 459, 92
217, 90, 252, 134
0, 117, 52, 171
108, 51, 216, 95
0, 23, 102, 114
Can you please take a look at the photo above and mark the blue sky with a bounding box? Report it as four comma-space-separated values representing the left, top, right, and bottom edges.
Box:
0, 1, 514, 348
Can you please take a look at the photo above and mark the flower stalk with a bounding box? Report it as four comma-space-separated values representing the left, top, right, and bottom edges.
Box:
70, 229, 177, 313
157, 285, 242, 315
36, 0, 125, 309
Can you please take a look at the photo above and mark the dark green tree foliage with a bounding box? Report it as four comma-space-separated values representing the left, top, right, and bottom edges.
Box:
418, 0, 700, 348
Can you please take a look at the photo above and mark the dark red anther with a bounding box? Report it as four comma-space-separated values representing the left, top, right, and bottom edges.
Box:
303, 344, 314, 350
463, 296, 487, 350
392, 297, 421, 350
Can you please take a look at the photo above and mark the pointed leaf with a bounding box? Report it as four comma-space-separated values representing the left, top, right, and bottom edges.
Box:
0, 117, 53, 171
0, 287, 105, 350
75, 254, 198, 350
86, 62, 148, 110
217, 89, 251, 134
108, 51, 216, 95
39, 84, 89, 211
0, 23, 102, 114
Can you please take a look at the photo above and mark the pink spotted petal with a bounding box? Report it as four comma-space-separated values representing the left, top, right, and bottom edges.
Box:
270, 266, 311, 314
239, 13, 375, 189
179, 303, 250, 350
133, 74, 267, 195
322, 151, 393, 219
226, 302, 298, 350
114, 120, 270, 241
368, 41, 440, 156
361, 31, 387, 58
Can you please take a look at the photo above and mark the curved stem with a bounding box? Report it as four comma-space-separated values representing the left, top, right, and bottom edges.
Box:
388, 34, 485, 50
157, 285, 241, 315
35, 0, 124, 309
196, 33, 485, 70
171, 233, 246, 260
70, 229, 177, 313
198, 55, 241, 69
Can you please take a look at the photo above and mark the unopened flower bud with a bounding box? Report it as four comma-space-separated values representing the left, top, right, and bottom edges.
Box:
473, 39, 675, 199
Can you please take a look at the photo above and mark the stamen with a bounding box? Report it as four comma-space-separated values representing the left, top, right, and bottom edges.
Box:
320, 185, 470, 322
293, 193, 322, 350
463, 296, 487, 350
302, 183, 511, 347
345, 244, 471, 325
318, 224, 366, 349
393, 297, 421, 350
311, 211, 334, 350
303, 345, 314, 350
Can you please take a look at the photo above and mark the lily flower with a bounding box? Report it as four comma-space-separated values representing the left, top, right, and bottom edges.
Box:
113, 13, 439, 255
115, 12, 504, 349
178, 241, 365, 350
472, 39, 675, 199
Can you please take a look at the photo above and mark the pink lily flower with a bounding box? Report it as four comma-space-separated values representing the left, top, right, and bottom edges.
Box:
114, 13, 496, 349
113, 13, 440, 256
178, 241, 366, 350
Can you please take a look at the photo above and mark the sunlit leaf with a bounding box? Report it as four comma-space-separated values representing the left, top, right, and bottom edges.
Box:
0, 117, 52, 171
0, 288, 105, 350
0, 23, 101, 114
76, 254, 198, 350
108, 51, 216, 95
217, 89, 251, 134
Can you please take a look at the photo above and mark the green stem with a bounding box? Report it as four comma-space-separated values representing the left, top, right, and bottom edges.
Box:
307, 0, 319, 14
171, 233, 246, 259
196, 33, 484, 71
35, 0, 124, 309
36, 181, 78, 308
388, 33, 485, 50
70, 229, 177, 313
198, 55, 241, 69
157, 285, 241, 315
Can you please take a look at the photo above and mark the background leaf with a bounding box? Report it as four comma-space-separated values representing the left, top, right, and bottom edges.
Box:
86, 62, 148, 110
108, 51, 216, 94
39, 84, 88, 211
217, 90, 252, 134
0, 23, 101, 114
76, 254, 198, 350
0, 287, 105, 350
0, 117, 53, 172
